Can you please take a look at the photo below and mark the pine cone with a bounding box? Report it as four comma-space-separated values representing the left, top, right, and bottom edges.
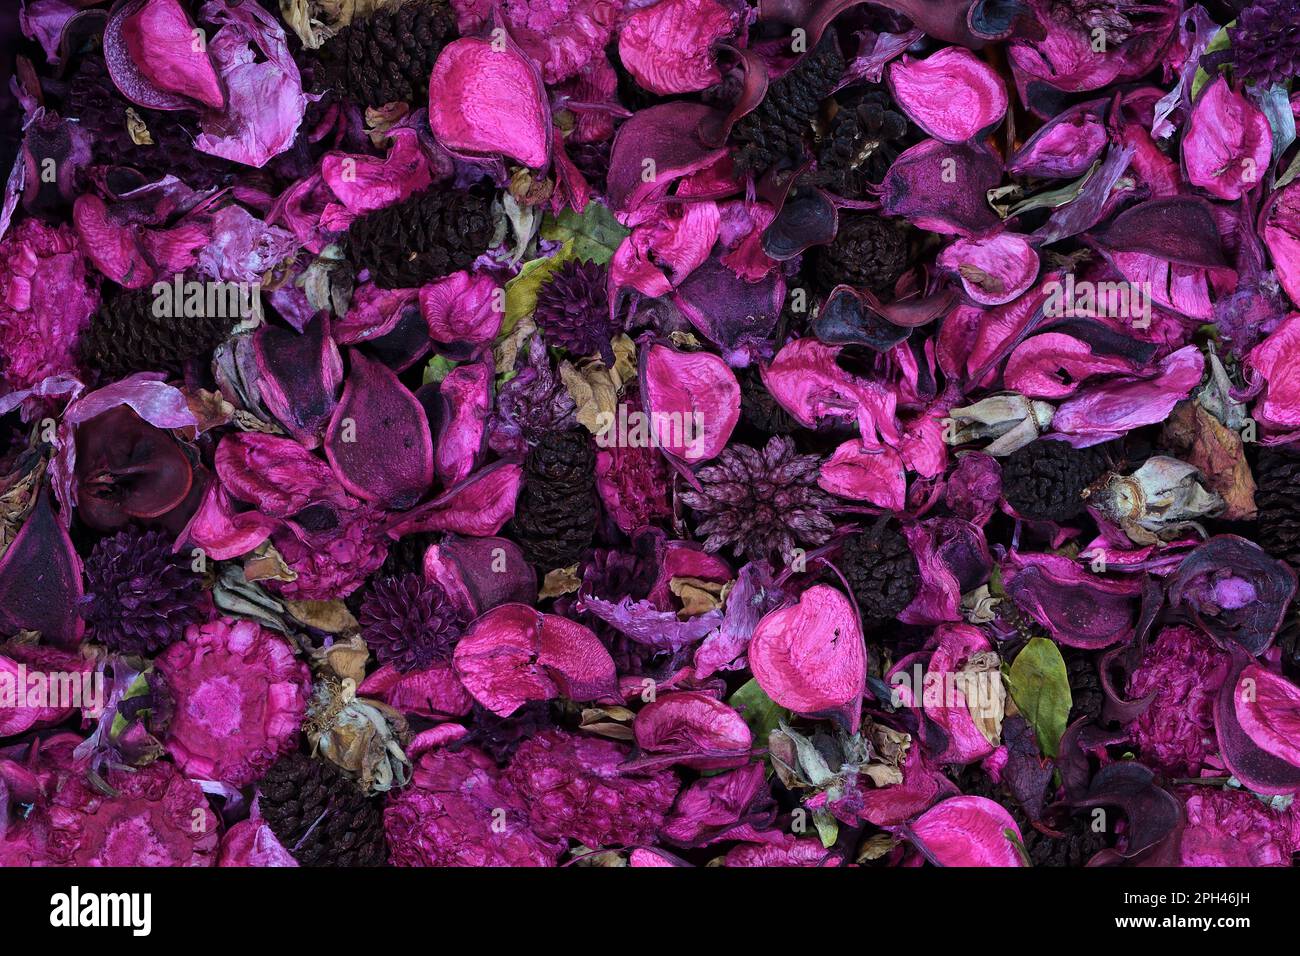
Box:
814, 89, 912, 198
378, 531, 440, 579
315, 0, 458, 107
257, 753, 388, 867
82, 529, 207, 656
810, 213, 911, 295
567, 139, 612, 195
62, 53, 234, 190
358, 573, 465, 672
680, 436, 836, 562
346, 189, 493, 290
81, 287, 238, 378
1001, 439, 1109, 522
511, 429, 600, 571
837, 523, 919, 624
1065, 649, 1103, 725
739, 366, 799, 436
731, 32, 845, 174
533, 259, 617, 362
1255, 446, 1300, 571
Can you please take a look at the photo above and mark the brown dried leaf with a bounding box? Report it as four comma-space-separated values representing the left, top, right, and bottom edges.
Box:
669, 576, 726, 616
539, 564, 581, 600
286, 599, 360, 636
244, 542, 298, 583
1161, 401, 1256, 520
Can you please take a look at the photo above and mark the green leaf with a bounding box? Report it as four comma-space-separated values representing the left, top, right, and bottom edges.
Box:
422, 353, 459, 386
728, 679, 789, 745
1005, 637, 1072, 758
502, 239, 576, 335
1005, 827, 1032, 867
813, 808, 839, 849
539, 203, 629, 265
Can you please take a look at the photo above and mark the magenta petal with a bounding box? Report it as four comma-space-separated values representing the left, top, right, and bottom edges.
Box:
631, 691, 753, 771
434, 360, 492, 487
1215, 653, 1300, 794
1235, 664, 1300, 769
452, 604, 557, 717
1182, 76, 1272, 201
192, 0, 308, 168
537, 613, 619, 704
641, 343, 739, 464
903, 796, 1026, 867
358, 662, 472, 719
1007, 98, 1108, 178
105, 0, 225, 111
880, 139, 1002, 236
0, 488, 84, 648
888, 47, 1007, 144
1004, 332, 1136, 399
420, 271, 503, 347
607, 102, 729, 213
452, 604, 615, 717
750, 584, 865, 732
1263, 187, 1300, 309
427, 37, 550, 168
618, 0, 736, 94
818, 439, 906, 510
385, 461, 522, 538
253, 314, 342, 449
1002, 552, 1139, 649
325, 350, 434, 510
1247, 313, 1300, 429
937, 232, 1039, 306
423, 535, 536, 618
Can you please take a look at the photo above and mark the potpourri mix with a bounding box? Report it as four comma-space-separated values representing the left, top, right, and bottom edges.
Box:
4, 0, 1300, 867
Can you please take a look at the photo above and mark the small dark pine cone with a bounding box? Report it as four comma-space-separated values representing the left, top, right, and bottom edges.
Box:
511, 429, 600, 571
378, 531, 440, 579
346, 189, 493, 289
1001, 439, 1110, 522
810, 213, 911, 295
257, 753, 388, 867
731, 32, 846, 175
358, 573, 466, 672
838, 523, 919, 624
81, 286, 238, 379
567, 139, 612, 195
82, 528, 206, 656
533, 259, 617, 361
62, 53, 235, 191
1255, 446, 1300, 571
739, 366, 800, 436
815, 88, 912, 198
1065, 649, 1103, 725
315, 0, 458, 107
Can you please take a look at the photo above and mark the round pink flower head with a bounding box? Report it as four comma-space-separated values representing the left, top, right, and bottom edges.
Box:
1125, 626, 1230, 777
1179, 786, 1298, 867
0, 218, 98, 401
0, 735, 219, 866
156, 617, 311, 787
385, 746, 563, 867
504, 728, 680, 848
